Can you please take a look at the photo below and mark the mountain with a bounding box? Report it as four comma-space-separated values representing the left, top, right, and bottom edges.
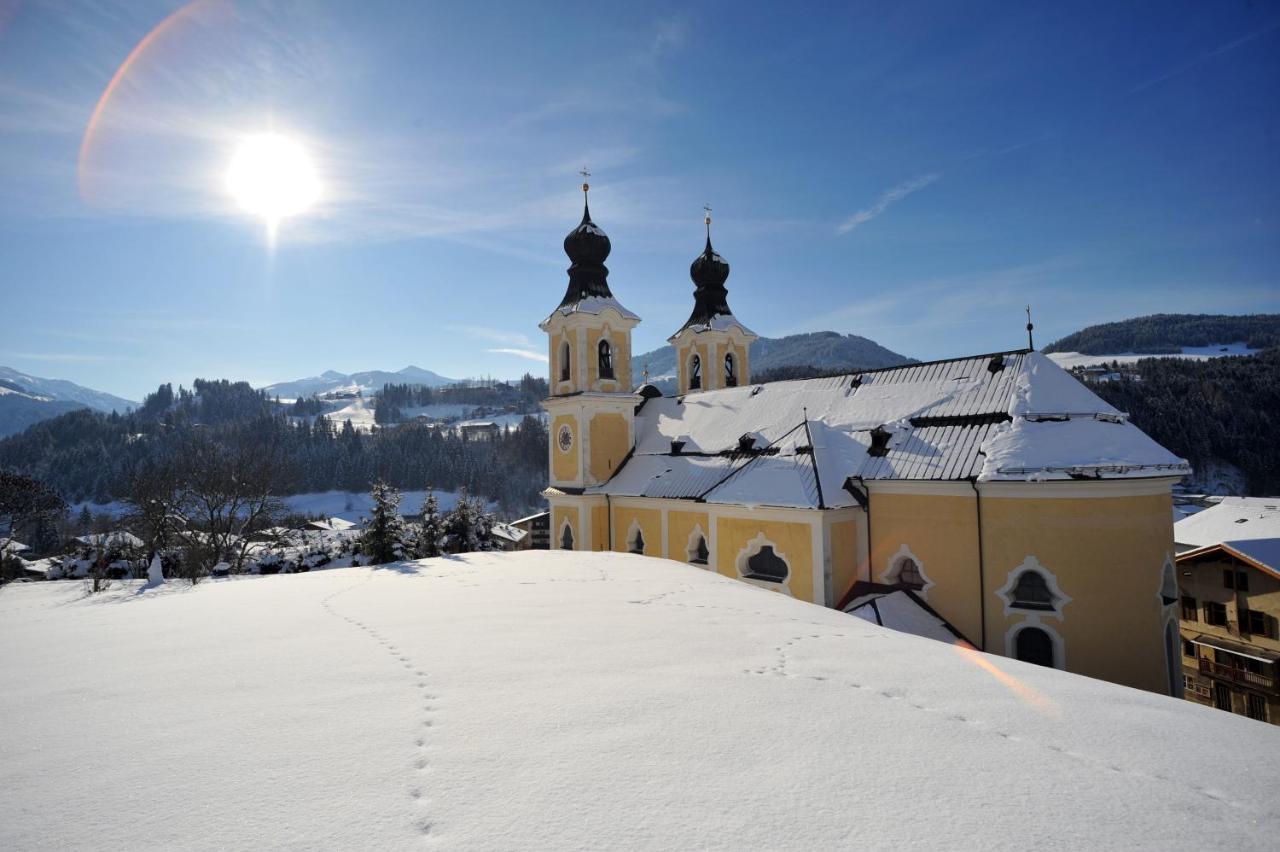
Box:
1044, 313, 1280, 355
259, 365, 457, 400
635, 331, 913, 385
0, 367, 137, 439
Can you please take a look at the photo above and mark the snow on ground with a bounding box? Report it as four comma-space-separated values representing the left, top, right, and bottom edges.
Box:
322, 395, 378, 432
1047, 342, 1260, 370
2, 551, 1277, 850
281, 489, 470, 523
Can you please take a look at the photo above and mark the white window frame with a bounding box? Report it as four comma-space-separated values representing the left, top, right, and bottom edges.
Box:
995, 556, 1071, 621
558, 517, 575, 551
878, 543, 934, 599
625, 519, 646, 555
735, 532, 792, 595
1004, 618, 1066, 670
686, 524, 710, 567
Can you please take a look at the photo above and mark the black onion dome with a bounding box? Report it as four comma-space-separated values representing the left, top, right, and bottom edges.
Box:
680, 235, 733, 330
558, 199, 614, 309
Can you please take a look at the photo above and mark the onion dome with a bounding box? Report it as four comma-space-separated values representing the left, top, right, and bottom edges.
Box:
558, 183, 615, 309
679, 231, 733, 332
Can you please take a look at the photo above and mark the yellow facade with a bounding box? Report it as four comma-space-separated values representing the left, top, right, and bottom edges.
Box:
715, 515, 815, 603
588, 413, 629, 483
612, 506, 663, 556
666, 510, 711, 565
585, 325, 631, 391
829, 519, 859, 605
552, 504, 577, 550
550, 414, 577, 483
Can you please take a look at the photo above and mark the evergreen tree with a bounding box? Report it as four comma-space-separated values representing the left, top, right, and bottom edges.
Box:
418, 488, 443, 558
77, 505, 93, 536
472, 496, 497, 551
359, 481, 406, 565
445, 489, 478, 554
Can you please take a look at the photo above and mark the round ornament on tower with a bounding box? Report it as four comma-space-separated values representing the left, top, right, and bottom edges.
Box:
557, 424, 574, 453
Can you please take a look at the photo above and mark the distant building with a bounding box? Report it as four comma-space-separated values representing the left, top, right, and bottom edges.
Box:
459, 422, 499, 441
489, 522, 529, 552
510, 511, 550, 550
306, 517, 357, 532
1175, 497, 1280, 723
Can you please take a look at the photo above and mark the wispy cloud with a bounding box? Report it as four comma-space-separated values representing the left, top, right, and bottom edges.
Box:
836, 173, 941, 235
1129, 18, 1280, 95
451, 326, 531, 346
487, 348, 548, 363
1, 351, 136, 363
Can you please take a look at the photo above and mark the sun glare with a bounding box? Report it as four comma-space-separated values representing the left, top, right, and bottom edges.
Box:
225, 133, 320, 237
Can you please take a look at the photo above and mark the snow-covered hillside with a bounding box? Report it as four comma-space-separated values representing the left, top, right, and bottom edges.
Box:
0, 367, 138, 437
261, 365, 456, 400
0, 366, 136, 413
1047, 342, 1260, 370
2, 551, 1276, 850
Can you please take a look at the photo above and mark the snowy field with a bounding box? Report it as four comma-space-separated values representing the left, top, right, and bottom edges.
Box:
2, 551, 1277, 850
1047, 342, 1260, 370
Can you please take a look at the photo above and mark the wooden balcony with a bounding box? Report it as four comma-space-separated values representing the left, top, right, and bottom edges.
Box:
1199, 658, 1276, 691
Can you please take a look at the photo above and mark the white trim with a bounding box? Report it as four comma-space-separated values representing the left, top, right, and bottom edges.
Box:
1158, 555, 1178, 610
557, 515, 576, 551
878, 543, 934, 599
735, 532, 793, 596
867, 481, 977, 497
994, 556, 1072, 621
625, 518, 646, 555
686, 523, 711, 568
1164, 614, 1183, 699
660, 507, 669, 559
1004, 618, 1066, 670
977, 477, 1180, 499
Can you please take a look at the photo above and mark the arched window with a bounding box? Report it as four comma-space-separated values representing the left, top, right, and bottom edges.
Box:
724, 353, 737, 387
598, 339, 614, 380
689, 354, 702, 390
1014, 627, 1054, 667
559, 341, 571, 382
689, 535, 709, 565
1011, 571, 1055, 611
560, 524, 574, 551
744, 545, 788, 582
896, 557, 925, 590
629, 527, 645, 555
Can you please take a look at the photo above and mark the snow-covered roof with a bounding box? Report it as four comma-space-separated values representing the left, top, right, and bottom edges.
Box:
669, 311, 757, 340
590, 351, 1188, 508
540, 295, 640, 326
844, 588, 966, 645
74, 531, 144, 549
0, 539, 30, 555
2, 551, 1277, 849
307, 517, 357, 531
1174, 497, 1280, 574
489, 523, 528, 544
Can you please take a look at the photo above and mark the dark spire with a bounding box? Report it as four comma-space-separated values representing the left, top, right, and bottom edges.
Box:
558, 172, 614, 309
1025, 305, 1035, 350
678, 207, 733, 331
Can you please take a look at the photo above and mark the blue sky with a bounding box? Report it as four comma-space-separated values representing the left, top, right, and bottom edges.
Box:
1, 0, 1277, 400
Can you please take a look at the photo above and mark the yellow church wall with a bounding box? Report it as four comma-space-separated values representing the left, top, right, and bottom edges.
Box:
612, 506, 664, 557
550, 414, 578, 482
870, 491, 984, 645
590, 504, 610, 552
585, 325, 631, 392
551, 504, 577, 550
980, 489, 1175, 694
829, 519, 859, 604
676, 340, 712, 394
588, 413, 629, 483
666, 510, 711, 564
714, 514, 816, 603
725, 341, 749, 385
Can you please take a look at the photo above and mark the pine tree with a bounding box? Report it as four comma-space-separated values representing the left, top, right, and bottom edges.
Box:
77, 505, 93, 536
419, 488, 443, 558
473, 496, 497, 551
445, 489, 478, 554
359, 481, 406, 565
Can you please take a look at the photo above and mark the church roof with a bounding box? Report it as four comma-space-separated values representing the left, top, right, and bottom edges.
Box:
587, 350, 1189, 509
546, 195, 637, 323
670, 234, 755, 339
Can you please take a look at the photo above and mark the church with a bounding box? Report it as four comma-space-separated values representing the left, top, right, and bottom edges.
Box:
540, 180, 1191, 696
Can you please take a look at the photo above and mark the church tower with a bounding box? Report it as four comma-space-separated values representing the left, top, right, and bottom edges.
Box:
670, 209, 756, 395
539, 177, 641, 497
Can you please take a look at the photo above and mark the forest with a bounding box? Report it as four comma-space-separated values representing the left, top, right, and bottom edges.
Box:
0, 378, 548, 514
1045, 314, 1280, 355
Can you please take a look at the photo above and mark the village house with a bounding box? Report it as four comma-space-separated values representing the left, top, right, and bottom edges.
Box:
1174, 497, 1280, 722
541, 183, 1190, 696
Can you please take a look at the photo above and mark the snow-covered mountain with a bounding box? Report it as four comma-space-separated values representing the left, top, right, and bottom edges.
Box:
0, 367, 137, 438
259, 365, 457, 400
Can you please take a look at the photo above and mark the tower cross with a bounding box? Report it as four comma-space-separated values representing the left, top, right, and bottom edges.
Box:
703, 202, 712, 237
580, 167, 590, 196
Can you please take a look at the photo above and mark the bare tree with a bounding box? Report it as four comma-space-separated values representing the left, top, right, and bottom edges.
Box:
0, 471, 66, 582
173, 432, 284, 581
121, 460, 181, 570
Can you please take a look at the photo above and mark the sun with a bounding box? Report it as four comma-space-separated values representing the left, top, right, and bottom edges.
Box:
225, 133, 321, 234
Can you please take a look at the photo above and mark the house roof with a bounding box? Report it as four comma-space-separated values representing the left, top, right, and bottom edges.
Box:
844, 588, 969, 646
1173, 497, 1280, 573
74, 531, 144, 549
588, 350, 1188, 509
307, 517, 356, 531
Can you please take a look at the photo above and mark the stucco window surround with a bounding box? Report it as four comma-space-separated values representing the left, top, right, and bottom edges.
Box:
878, 544, 934, 598
1004, 618, 1066, 670
559, 517, 575, 551
735, 532, 793, 596
995, 556, 1072, 621
558, 338, 571, 383
686, 524, 710, 567
689, 352, 702, 390
1158, 556, 1178, 608
626, 519, 646, 555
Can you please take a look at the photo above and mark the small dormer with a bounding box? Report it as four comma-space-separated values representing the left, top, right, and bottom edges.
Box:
669, 210, 757, 395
